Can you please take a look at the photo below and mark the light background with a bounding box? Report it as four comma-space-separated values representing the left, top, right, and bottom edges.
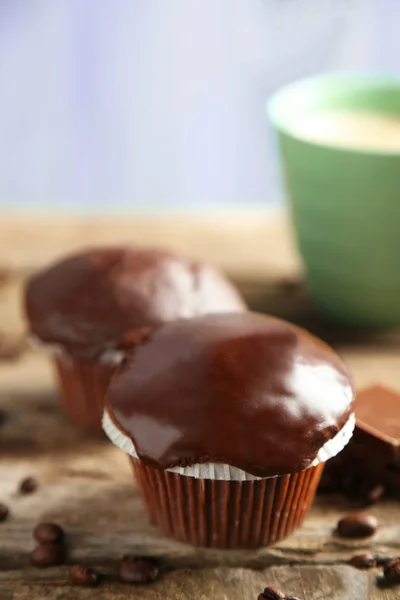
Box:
0, 0, 394, 213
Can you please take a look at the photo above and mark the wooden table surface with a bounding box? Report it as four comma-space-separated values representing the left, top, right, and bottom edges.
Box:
1, 212, 400, 600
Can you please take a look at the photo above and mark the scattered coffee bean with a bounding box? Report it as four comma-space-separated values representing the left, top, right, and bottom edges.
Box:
69, 565, 99, 587
336, 512, 378, 538
118, 556, 159, 584
365, 484, 385, 505
29, 544, 65, 568
384, 559, 400, 584
0, 503, 9, 523
19, 477, 38, 495
348, 553, 376, 570
33, 522, 64, 545
258, 587, 285, 600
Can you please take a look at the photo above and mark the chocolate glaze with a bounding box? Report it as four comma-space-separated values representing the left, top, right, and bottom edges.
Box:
355, 386, 400, 444
25, 247, 246, 360
107, 312, 354, 477
321, 386, 400, 498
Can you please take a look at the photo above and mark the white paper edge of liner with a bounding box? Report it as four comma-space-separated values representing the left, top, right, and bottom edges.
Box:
28, 334, 125, 366
102, 410, 356, 482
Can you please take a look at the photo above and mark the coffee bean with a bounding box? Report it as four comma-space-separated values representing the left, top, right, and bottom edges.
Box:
384, 559, 400, 584
29, 544, 64, 568
33, 523, 64, 545
348, 553, 376, 570
258, 587, 285, 599
19, 477, 38, 495
336, 512, 378, 538
285, 597, 302, 600
69, 565, 99, 587
365, 484, 385, 505
118, 556, 159, 584
0, 503, 9, 523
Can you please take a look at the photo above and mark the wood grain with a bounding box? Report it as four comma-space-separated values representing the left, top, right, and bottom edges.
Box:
0, 566, 371, 600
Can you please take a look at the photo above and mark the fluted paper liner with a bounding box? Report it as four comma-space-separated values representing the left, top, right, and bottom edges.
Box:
132, 458, 324, 548
29, 336, 123, 434
54, 355, 117, 434
103, 404, 353, 547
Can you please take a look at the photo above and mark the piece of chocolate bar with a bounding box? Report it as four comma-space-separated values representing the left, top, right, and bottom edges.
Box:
320, 386, 400, 500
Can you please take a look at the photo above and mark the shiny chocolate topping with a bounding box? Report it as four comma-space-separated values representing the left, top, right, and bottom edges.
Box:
355, 386, 400, 444
25, 247, 246, 360
108, 312, 355, 477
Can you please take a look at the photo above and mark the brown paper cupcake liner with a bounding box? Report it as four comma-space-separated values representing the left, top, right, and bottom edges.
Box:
131, 459, 324, 548
54, 355, 117, 434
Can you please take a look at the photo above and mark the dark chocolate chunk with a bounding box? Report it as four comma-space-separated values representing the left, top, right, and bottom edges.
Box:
0, 503, 9, 523
19, 476, 38, 495
321, 386, 400, 499
316, 470, 337, 494
258, 587, 285, 599
356, 386, 400, 442
337, 512, 378, 538
29, 544, 65, 568
118, 556, 159, 584
69, 565, 99, 587
341, 473, 362, 499
33, 523, 64, 545
348, 553, 376, 570
383, 559, 400, 584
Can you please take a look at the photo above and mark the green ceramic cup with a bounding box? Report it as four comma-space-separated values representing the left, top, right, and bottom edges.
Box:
268, 73, 400, 327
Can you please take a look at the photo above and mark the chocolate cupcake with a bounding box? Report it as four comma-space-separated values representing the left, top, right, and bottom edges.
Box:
25, 247, 246, 433
103, 312, 355, 548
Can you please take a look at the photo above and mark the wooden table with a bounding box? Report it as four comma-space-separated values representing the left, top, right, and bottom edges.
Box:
1, 212, 400, 599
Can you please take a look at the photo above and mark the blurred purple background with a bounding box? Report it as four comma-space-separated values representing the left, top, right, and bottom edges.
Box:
0, 0, 394, 212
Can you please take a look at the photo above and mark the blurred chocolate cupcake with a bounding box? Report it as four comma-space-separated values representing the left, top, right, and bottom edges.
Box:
103, 312, 355, 548
25, 247, 246, 433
